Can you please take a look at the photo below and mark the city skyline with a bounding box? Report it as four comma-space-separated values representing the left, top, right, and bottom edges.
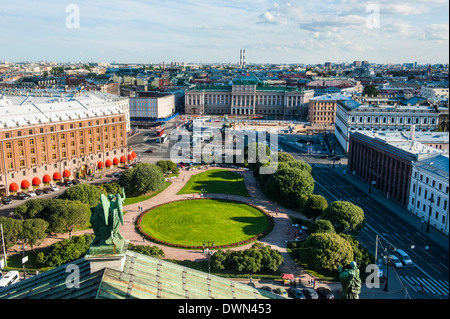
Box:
0, 0, 449, 65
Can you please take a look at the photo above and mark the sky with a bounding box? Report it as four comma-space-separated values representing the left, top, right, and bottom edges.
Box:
0, 0, 448, 65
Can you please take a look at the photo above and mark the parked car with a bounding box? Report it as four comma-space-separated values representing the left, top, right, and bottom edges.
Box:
50, 186, 59, 192
302, 288, 319, 299
17, 192, 31, 200
72, 179, 81, 185
64, 180, 73, 187
145, 149, 154, 153
1, 197, 12, 205
316, 287, 334, 299
288, 288, 305, 299
28, 191, 37, 197
43, 188, 52, 194
260, 286, 273, 292
318, 155, 328, 159
0, 271, 20, 288
386, 255, 403, 268
35, 189, 44, 196
273, 287, 288, 297
112, 172, 121, 178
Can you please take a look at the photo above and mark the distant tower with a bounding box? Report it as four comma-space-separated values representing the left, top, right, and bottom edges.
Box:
243, 49, 246, 68
239, 49, 242, 67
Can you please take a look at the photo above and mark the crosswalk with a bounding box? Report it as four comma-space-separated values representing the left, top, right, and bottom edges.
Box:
401, 275, 449, 297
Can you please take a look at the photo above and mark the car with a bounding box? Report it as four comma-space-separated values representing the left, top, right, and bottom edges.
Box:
316, 287, 334, 299
112, 172, 121, 178
0, 271, 20, 288
302, 288, 319, 299
273, 287, 288, 297
145, 149, 154, 153
288, 288, 305, 299
260, 286, 273, 292
318, 155, 328, 159
1, 197, 12, 205
386, 255, 403, 268
395, 249, 413, 266
35, 189, 44, 196
64, 180, 73, 187
17, 192, 31, 200
43, 188, 52, 194
50, 186, 59, 192
28, 191, 37, 197
72, 179, 81, 185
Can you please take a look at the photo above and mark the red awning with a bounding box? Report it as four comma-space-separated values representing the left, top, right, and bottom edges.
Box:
9, 182, 19, 192
282, 274, 294, 280
113, 157, 120, 165
21, 180, 31, 189
120, 156, 127, 163
105, 159, 112, 167
127, 154, 133, 161
131, 151, 137, 158
32, 177, 42, 186
53, 172, 62, 180
43, 174, 52, 183
63, 169, 71, 178
98, 161, 104, 169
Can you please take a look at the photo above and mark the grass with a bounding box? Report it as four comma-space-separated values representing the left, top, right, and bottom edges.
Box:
178, 169, 249, 197
124, 181, 172, 206
139, 199, 269, 247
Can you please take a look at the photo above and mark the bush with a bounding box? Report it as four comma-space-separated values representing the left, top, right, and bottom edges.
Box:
308, 219, 335, 234
302, 195, 328, 221
321, 201, 365, 235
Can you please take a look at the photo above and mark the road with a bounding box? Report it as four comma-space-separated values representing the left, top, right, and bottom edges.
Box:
281, 137, 449, 300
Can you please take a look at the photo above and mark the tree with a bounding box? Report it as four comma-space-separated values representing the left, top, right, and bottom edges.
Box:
277, 152, 295, 163
21, 219, 48, 249
156, 160, 179, 175
302, 195, 328, 221
0, 216, 23, 249
321, 201, 365, 235
363, 84, 378, 97
264, 167, 314, 206
119, 163, 165, 196
299, 233, 354, 271
59, 184, 106, 208
308, 219, 335, 234
45, 199, 90, 236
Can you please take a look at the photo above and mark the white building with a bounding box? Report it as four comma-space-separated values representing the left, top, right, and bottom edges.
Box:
408, 154, 449, 235
130, 93, 175, 120
335, 97, 440, 152
421, 85, 449, 101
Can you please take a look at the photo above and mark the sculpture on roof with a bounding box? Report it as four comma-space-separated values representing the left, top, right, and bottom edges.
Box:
90, 188, 126, 254
338, 261, 362, 299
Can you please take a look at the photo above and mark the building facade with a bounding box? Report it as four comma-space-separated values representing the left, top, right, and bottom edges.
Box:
130, 92, 175, 120
0, 91, 131, 197
348, 131, 446, 207
335, 97, 440, 152
408, 154, 449, 235
308, 93, 349, 125
185, 74, 314, 118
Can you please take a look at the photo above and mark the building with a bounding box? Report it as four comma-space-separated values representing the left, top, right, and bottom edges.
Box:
306, 79, 363, 97
185, 73, 314, 118
0, 91, 131, 197
335, 97, 440, 152
308, 93, 350, 125
130, 92, 176, 121
348, 130, 447, 207
421, 85, 449, 102
408, 154, 449, 235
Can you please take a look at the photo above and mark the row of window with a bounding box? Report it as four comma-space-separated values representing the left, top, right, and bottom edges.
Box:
350, 116, 436, 125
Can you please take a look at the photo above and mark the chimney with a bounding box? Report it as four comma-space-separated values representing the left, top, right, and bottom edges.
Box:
410, 125, 416, 140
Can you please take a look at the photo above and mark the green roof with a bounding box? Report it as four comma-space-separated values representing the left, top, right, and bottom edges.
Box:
0, 250, 284, 300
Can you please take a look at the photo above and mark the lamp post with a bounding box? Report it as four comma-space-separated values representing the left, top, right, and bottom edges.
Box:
203, 241, 214, 274
383, 246, 391, 292
426, 195, 434, 233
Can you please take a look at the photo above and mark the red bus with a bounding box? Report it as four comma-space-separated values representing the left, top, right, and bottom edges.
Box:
156, 129, 165, 137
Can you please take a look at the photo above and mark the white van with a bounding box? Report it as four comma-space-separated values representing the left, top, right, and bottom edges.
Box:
0, 271, 20, 288
395, 249, 413, 266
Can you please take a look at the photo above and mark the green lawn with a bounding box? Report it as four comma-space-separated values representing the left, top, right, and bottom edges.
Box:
178, 169, 249, 197
124, 181, 172, 206
139, 199, 269, 247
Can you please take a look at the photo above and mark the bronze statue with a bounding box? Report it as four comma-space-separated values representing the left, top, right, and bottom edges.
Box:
90, 188, 126, 252
338, 261, 362, 299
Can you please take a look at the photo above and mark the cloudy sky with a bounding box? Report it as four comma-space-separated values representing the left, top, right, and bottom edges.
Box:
0, 0, 448, 64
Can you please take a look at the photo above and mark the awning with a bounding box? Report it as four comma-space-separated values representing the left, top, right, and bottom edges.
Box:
127, 154, 133, 161
105, 159, 112, 167
53, 172, 62, 180
63, 170, 71, 178
43, 174, 52, 183
113, 158, 120, 165
131, 151, 137, 158
21, 180, 31, 189
282, 274, 294, 280
98, 161, 104, 169
120, 156, 127, 163
9, 182, 19, 192
32, 177, 42, 186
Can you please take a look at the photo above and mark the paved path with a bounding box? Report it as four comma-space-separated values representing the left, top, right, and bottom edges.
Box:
119, 166, 310, 278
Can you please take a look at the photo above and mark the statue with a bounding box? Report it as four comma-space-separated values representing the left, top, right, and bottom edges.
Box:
338, 261, 362, 299
89, 188, 126, 255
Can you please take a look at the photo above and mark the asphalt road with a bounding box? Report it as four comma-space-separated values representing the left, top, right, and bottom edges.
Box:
281, 136, 449, 300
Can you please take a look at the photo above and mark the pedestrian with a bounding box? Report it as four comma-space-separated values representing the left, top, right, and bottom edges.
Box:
138, 206, 140, 213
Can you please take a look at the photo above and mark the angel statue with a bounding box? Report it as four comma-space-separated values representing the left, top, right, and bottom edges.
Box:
90, 188, 126, 251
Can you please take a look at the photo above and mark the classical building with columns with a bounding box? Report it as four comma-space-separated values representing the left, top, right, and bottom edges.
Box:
185, 73, 314, 118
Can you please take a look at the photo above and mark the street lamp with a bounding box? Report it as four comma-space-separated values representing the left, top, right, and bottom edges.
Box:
426, 195, 434, 233
203, 241, 214, 274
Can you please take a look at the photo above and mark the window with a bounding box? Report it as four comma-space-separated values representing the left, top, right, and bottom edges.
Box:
5, 142, 11, 149
20, 160, 25, 167
18, 141, 23, 147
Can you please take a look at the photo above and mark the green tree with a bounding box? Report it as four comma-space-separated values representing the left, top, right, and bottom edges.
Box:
308, 219, 335, 234
300, 233, 354, 271
119, 163, 165, 196
0, 216, 23, 249
21, 218, 48, 249
59, 184, 106, 208
340, 234, 373, 272
302, 195, 328, 221
45, 199, 90, 236
321, 201, 365, 235
363, 84, 378, 97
